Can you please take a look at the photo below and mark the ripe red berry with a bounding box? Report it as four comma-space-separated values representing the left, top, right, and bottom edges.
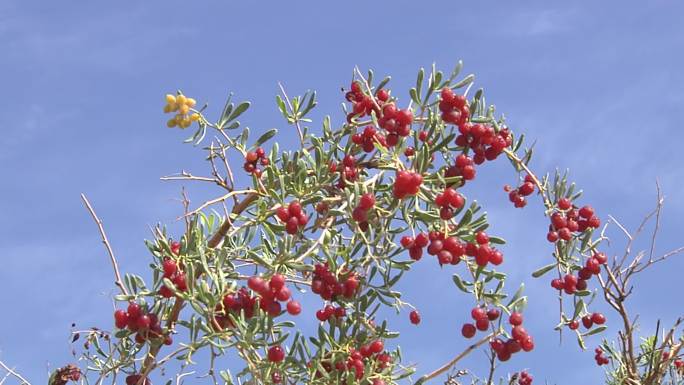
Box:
267, 345, 285, 363
471, 307, 487, 321
409, 310, 421, 325
288, 201, 302, 217
370, 340, 384, 354
509, 312, 523, 326
359, 193, 376, 210
579, 205, 594, 219
462, 323, 477, 338
248, 276, 266, 293
127, 302, 142, 319
409, 246, 423, 261
487, 308, 500, 321
475, 231, 489, 245
285, 217, 299, 234
276, 207, 289, 222
582, 315, 593, 329
286, 300, 301, 315
400, 236, 414, 248
568, 320, 579, 330
114, 310, 128, 329
270, 274, 285, 292
591, 312, 606, 325
558, 197, 572, 210
475, 318, 489, 331
162, 259, 177, 278
547, 231, 559, 243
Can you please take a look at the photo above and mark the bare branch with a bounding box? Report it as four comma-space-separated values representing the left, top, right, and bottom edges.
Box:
0, 360, 31, 385
80, 194, 129, 296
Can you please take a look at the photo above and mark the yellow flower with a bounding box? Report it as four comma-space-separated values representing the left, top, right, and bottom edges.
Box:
165, 94, 176, 104
166, 118, 177, 128
163, 104, 173, 113
190, 113, 200, 122
186, 98, 197, 108
179, 104, 190, 115
176, 95, 187, 105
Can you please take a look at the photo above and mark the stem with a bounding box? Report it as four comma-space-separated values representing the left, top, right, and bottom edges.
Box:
80, 194, 129, 296
415, 332, 494, 385
277, 82, 305, 147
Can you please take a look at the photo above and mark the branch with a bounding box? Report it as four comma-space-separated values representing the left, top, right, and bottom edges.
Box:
0, 360, 30, 385
415, 332, 494, 385
80, 194, 129, 296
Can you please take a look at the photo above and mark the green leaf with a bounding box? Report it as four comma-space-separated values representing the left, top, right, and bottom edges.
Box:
452, 274, 471, 293
532, 263, 557, 278
228, 102, 250, 122
254, 128, 277, 147
582, 325, 607, 337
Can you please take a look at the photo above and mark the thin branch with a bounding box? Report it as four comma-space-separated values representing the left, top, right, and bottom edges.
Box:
0, 361, 31, 385
179, 189, 257, 220
80, 194, 129, 296
415, 332, 495, 385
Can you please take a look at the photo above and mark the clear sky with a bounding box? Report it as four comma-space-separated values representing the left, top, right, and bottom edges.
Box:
1, 1, 683, 384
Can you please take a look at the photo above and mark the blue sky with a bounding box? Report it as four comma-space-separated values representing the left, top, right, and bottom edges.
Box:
1, 1, 683, 384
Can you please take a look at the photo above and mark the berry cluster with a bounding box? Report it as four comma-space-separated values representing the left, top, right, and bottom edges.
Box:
329, 155, 359, 189
551, 252, 607, 296
594, 347, 610, 366
275, 201, 309, 234
243, 147, 269, 177
485, 312, 535, 362
434, 187, 465, 219
351, 193, 376, 230
462, 307, 501, 338
114, 302, 171, 346
345, 81, 382, 121
392, 170, 423, 199
445, 154, 477, 185
351, 126, 388, 153
454, 123, 512, 164
439, 87, 469, 127
158, 258, 187, 298
504, 175, 536, 208
310, 263, 360, 302
247, 274, 301, 317
312, 343, 392, 381
516, 371, 534, 385
378, 103, 414, 146
546, 201, 600, 243
164, 94, 200, 129
215, 287, 258, 328
315, 304, 347, 322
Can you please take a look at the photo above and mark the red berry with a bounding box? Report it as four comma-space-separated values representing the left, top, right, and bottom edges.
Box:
400, 236, 414, 248
359, 193, 376, 210
558, 198, 572, 210
276, 207, 289, 222
582, 315, 593, 329
568, 320, 579, 330
267, 345, 285, 363
591, 312, 606, 325
370, 340, 384, 354
579, 205, 594, 219
475, 231, 489, 245
509, 312, 523, 326
409, 310, 421, 325
486, 308, 500, 321
127, 303, 142, 319
114, 310, 128, 329
270, 274, 286, 291
248, 276, 266, 293
162, 259, 177, 278
476, 318, 490, 331
285, 217, 299, 234
409, 246, 423, 261
288, 201, 302, 217
461, 323, 477, 338
471, 307, 487, 321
